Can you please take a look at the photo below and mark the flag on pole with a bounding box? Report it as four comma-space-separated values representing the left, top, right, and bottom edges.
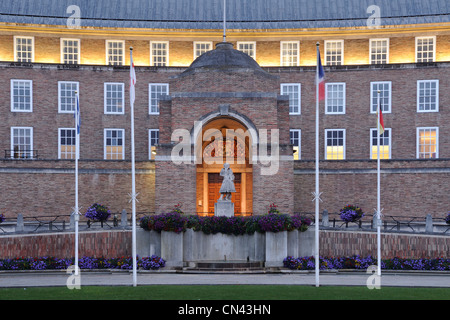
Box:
316, 47, 325, 101
377, 99, 385, 136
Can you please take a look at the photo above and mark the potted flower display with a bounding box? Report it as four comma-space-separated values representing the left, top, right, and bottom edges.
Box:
446, 212, 450, 225
85, 203, 111, 225
339, 204, 364, 223
0, 214, 4, 224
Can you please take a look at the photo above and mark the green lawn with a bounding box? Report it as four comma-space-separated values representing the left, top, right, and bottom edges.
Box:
0, 285, 449, 300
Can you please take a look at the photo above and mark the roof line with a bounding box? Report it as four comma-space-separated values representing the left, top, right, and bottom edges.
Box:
1, 12, 449, 24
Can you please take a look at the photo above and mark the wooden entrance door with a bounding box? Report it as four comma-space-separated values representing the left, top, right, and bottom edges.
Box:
208, 173, 241, 214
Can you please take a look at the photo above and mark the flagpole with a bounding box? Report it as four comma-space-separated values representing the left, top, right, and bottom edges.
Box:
376, 90, 381, 277
315, 43, 320, 287
223, 0, 226, 42
74, 91, 79, 276
130, 47, 137, 287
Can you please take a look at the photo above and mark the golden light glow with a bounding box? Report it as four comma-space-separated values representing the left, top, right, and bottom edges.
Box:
326, 146, 344, 160
419, 130, 437, 158
371, 146, 390, 160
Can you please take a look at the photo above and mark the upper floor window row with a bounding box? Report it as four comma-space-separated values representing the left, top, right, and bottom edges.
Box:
12, 36, 439, 66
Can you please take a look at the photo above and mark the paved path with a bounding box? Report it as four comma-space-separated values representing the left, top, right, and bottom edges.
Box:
1, 270, 449, 288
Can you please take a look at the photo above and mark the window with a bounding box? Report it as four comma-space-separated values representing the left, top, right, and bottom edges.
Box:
150, 41, 169, 66
237, 42, 256, 60
280, 41, 299, 66
104, 129, 124, 160
11, 127, 33, 159
325, 40, 344, 66
149, 83, 169, 114
416, 36, 435, 63
104, 83, 124, 114
325, 83, 345, 114
417, 80, 439, 112
194, 41, 212, 59
14, 36, 34, 62
290, 129, 301, 160
281, 83, 301, 114
325, 129, 345, 160
370, 39, 389, 64
370, 128, 391, 160
149, 129, 159, 160
370, 81, 391, 113
11, 79, 32, 112
61, 39, 80, 64
417, 127, 438, 159
59, 128, 76, 159
106, 40, 124, 66
58, 81, 79, 113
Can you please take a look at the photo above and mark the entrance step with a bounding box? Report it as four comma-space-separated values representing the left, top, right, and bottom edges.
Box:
182, 261, 267, 273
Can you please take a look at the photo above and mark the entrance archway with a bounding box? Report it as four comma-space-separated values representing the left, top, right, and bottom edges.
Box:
196, 117, 253, 216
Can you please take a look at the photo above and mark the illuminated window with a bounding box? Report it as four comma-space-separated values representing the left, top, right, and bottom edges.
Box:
59, 128, 76, 159
11, 79, 32, 112
325, 129, 345, 160
416, 37, 435, 63
14, 36, 34, 62
194, 41, 212, 59
151, 41, 169, 66
104, 83, 124, 114
370, 81, 391, 113
58, 81, 78, 113
325, 83, 345, 114
11, 127, 33, 159
149, 83, 169, 114
106, 40, 124, 66
104, 129, 124, 160
61, 39, 80, 64
290, 129, 301, 160
237, 42, 256, 60
149, 129, 159, 160
370, 128, 391, 160
417, 80, 439, 112
417, 127, 438, 159
325, 40, 344, 66
370, 39, 389, 64
280, 41, 299, 66
281, 83, 301, 114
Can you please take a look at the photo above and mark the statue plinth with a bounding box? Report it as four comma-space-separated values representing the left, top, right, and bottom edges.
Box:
214, 199, 234, 217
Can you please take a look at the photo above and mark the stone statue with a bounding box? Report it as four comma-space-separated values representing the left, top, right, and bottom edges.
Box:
219, 163, 235, 201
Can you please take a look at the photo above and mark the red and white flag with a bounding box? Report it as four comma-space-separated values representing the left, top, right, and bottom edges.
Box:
377, 100, 385, 136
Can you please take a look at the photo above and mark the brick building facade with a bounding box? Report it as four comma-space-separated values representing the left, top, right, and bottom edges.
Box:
0, 1, 449, 221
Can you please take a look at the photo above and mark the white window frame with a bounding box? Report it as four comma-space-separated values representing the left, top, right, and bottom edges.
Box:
104, 128, 125, 160
415, 36, 436, 63
149, 129, 159, 160
14, 36, 34, 62
11, 79, 33, 112
150, 41, 169, 66
237, 41, 256, 60
149, 83, 169, 115
281, 83, 301, 115
324, 40, 344, 66
325, 129, 346, 160
370, 81, 392, 114
416, 127, 439, 159
370, 128, 391, 160
58, 81, 79, 113
106, 40, 125, 66
280, 41, 299, 66
193, 41, 213, 60
369, 38, 389, 64
104, 82, 125, 114
60, 38, 80, 64
10, 127, 33, 159
325, 83, 346, 114
58, 128, 77, 159
290, 129, 301, 160
417, 80, 439, 113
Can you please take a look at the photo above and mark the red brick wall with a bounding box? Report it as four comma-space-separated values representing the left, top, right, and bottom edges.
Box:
0, 230, 447, 259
